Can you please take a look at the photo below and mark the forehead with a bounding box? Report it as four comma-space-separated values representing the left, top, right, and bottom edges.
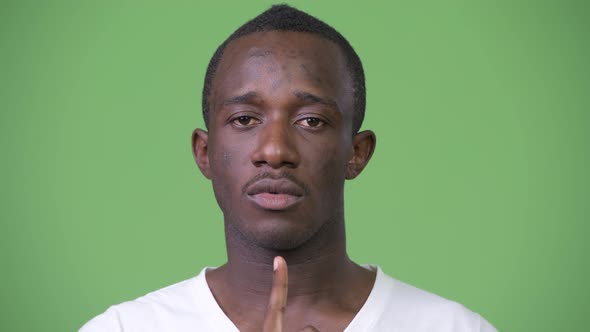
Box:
210, 31, 353, 114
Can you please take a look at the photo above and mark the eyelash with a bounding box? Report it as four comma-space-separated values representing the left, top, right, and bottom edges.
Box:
231, 115, 261, 127
229, 115, 327, 128
296, 117, 325, 128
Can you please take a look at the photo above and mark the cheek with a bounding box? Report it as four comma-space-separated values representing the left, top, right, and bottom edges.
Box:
208, 145, 244, 211
209, 145, 229, 178
209, 136, 247, 177
306, 139, 349, 190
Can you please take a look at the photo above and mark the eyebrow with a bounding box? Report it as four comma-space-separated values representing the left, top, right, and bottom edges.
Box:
221, 90, 339, 111
293, 91, 339, 111
222, 91, 260, 106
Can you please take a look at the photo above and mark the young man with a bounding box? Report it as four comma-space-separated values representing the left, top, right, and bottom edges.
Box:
81, 5, 496, 331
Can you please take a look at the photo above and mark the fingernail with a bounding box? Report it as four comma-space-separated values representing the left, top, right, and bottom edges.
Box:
273, 257, 278, 272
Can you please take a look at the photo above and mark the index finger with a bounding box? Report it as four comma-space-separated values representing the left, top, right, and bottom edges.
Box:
262, 256, 288, 332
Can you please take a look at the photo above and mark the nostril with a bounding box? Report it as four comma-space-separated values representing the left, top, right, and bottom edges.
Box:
250, 125, 301, 169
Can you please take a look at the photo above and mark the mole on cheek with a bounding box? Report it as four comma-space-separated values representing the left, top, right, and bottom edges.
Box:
215, 150, 232, 168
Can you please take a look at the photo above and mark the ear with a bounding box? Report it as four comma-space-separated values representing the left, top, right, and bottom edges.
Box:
192, 128, 212, 179
346, 130, 376, 180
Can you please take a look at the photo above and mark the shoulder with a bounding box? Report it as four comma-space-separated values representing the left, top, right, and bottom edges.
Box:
79, 271, 208, 332
366, 266, 497, 332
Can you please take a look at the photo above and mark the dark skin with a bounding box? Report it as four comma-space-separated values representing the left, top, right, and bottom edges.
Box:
192, 31, 377, 332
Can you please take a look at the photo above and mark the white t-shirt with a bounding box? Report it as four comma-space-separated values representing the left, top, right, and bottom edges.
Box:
80, 266, 497, 332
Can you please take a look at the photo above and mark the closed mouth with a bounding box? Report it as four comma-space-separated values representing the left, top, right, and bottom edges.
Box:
246, 178, 304, 196
245, 178, 304, 210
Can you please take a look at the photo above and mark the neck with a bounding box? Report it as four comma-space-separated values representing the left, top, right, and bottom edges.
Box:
226, 216, 352, 297
209, 215, 368, 304
205, 215, 376, 330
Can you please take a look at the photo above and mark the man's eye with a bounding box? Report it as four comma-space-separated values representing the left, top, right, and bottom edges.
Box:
232, 116, 259, 126
297, 117, 325, 128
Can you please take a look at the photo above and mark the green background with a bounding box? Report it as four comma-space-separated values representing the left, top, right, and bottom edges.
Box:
2, 1, 589, 331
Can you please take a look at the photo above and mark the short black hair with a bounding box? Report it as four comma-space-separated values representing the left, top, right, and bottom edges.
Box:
202, 4, 366, 134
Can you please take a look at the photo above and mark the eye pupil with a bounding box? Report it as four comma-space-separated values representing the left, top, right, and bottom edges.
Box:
306, 118, 320, 126
237, 116, 252, 125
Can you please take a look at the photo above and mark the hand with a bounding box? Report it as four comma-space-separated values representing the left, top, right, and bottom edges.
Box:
262, 256, 319, 332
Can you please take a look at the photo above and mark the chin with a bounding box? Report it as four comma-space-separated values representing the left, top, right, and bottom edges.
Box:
229, 216, 323, 251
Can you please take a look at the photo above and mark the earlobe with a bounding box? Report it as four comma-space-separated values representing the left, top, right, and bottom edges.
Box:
345, 130, 376, 180
346, 160, 358, 179
192, 129, 212, 179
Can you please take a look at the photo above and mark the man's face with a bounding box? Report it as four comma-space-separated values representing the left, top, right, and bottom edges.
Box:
197, 31, 360, 250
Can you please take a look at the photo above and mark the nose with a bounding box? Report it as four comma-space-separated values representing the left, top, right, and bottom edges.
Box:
251, 119, 300, 169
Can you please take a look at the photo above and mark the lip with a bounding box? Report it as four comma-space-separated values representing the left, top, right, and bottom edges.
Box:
248, 193, 303, 210
245, 178, 304, 211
